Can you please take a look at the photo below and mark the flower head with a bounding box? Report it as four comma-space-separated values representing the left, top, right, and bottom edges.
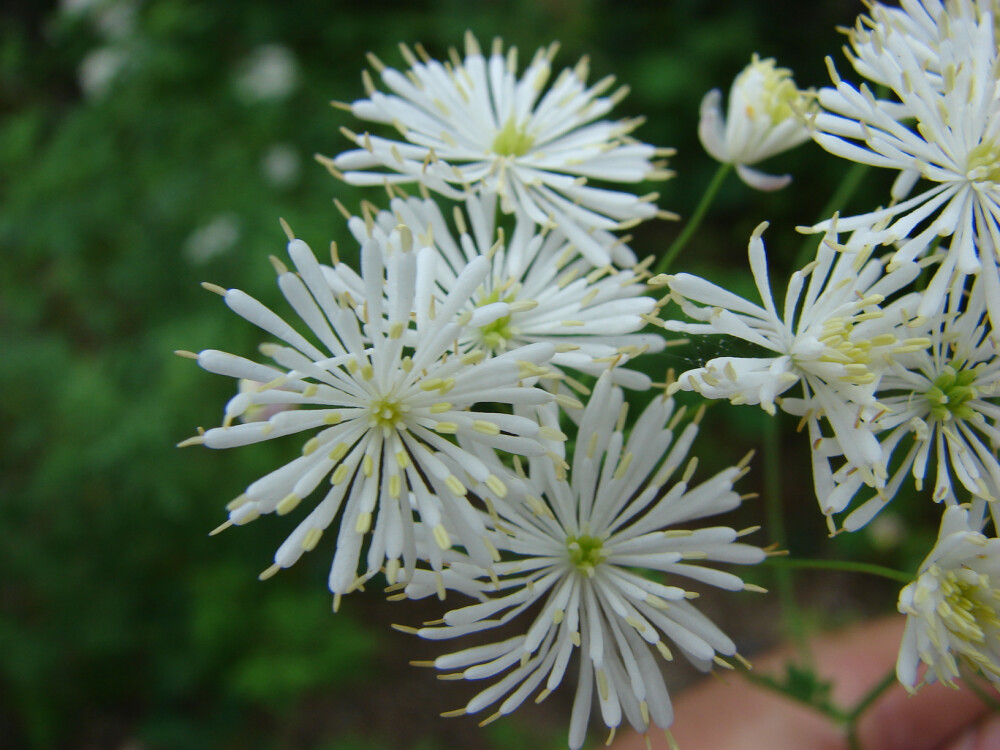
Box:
180, 231, 556, 603
810, 0, 1000, 322
403, 372, 765, 748
698, 54, 814, 190
897, 505, 1000, 690
325, 32, 671, 266
330, 192, 665, 389
834, 281, 1000, 531
661, 222, 927, 486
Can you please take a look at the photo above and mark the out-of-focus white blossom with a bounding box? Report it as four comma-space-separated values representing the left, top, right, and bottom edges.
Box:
183, 213, 241, 265
78, 46, 127, 99
260, 143, 302, 188
234, 44, 299, 103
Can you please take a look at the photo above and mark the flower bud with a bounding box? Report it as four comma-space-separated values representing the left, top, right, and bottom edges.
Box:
698, 55, 814, 190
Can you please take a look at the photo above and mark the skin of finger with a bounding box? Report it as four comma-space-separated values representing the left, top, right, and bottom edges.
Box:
610, 617, 994, 750
938, 711, 1000, 750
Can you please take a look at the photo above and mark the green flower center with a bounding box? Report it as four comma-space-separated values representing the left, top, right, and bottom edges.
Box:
492, 118, 535, 157
967, 140, 1000, 183
926, 363, 982, 422
368, 395, 404, 430
567, 534, 605, 576
476, 287, 517, 351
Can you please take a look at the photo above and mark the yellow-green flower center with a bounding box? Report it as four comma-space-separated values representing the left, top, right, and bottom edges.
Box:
935, 565, 1000, 645
926, 363, 982, 422
567, 534, 605, 576
492, 118, 535, 157
812, 315, 883, 386
476, 287, 517, 351
967, 140, 1000, 183
738, 56, 812, 126
368, 395, 404, 430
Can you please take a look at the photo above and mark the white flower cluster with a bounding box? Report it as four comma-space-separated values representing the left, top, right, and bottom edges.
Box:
180, 34, 767, 748
661, 0, 1000, 693
180, 2, 1000, 737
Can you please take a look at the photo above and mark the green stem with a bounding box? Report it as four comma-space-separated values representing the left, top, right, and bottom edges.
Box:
763, 557, 913, 585
763, 416, 810, 662
653, 162, 732, 275
793, 161, 871, 268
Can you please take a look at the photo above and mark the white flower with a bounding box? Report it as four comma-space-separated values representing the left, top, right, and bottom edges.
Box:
832, 281, 1000, 531
260, 143, 302, 188
661, 222, 928, 487
897, 504, 1000, 690
78, 46, 127, 99
810, 0, 1000, 323
698, 54, 814, 190
183, 213, 241, 265
325, 32, 671, 266
329, 192, 665, 389
234, 44, 299, 103
402, 372, 765, 749
179, 231, 556, 603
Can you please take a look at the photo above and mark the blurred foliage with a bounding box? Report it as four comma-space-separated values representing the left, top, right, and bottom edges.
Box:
0, 0, 922, 748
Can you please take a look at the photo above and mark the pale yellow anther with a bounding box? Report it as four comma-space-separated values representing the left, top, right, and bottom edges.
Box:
301, 527, 323, 551
433, 524, 451, 550
385, 558, 400, 586
226, 495, 249, 512
473, 420, 500, 435
258, 563, 281, 581
209, 519, 234, 536
434, 421, 459, 434
355, 511, 372, 534
539, 426, 567, 442
234, 509, 261, 526
430, 402, 452, 414
328, 442, 349, 463
596, 669, 610, 701
485, 474, 507, 498
363, 454, 374, 477
613, 452, 634, 480
445, 474, 467, 496
276, 493, 301, 516
331, 463, 349, 485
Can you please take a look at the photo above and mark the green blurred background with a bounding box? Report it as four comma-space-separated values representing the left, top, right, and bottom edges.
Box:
1, 1, 938, 748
